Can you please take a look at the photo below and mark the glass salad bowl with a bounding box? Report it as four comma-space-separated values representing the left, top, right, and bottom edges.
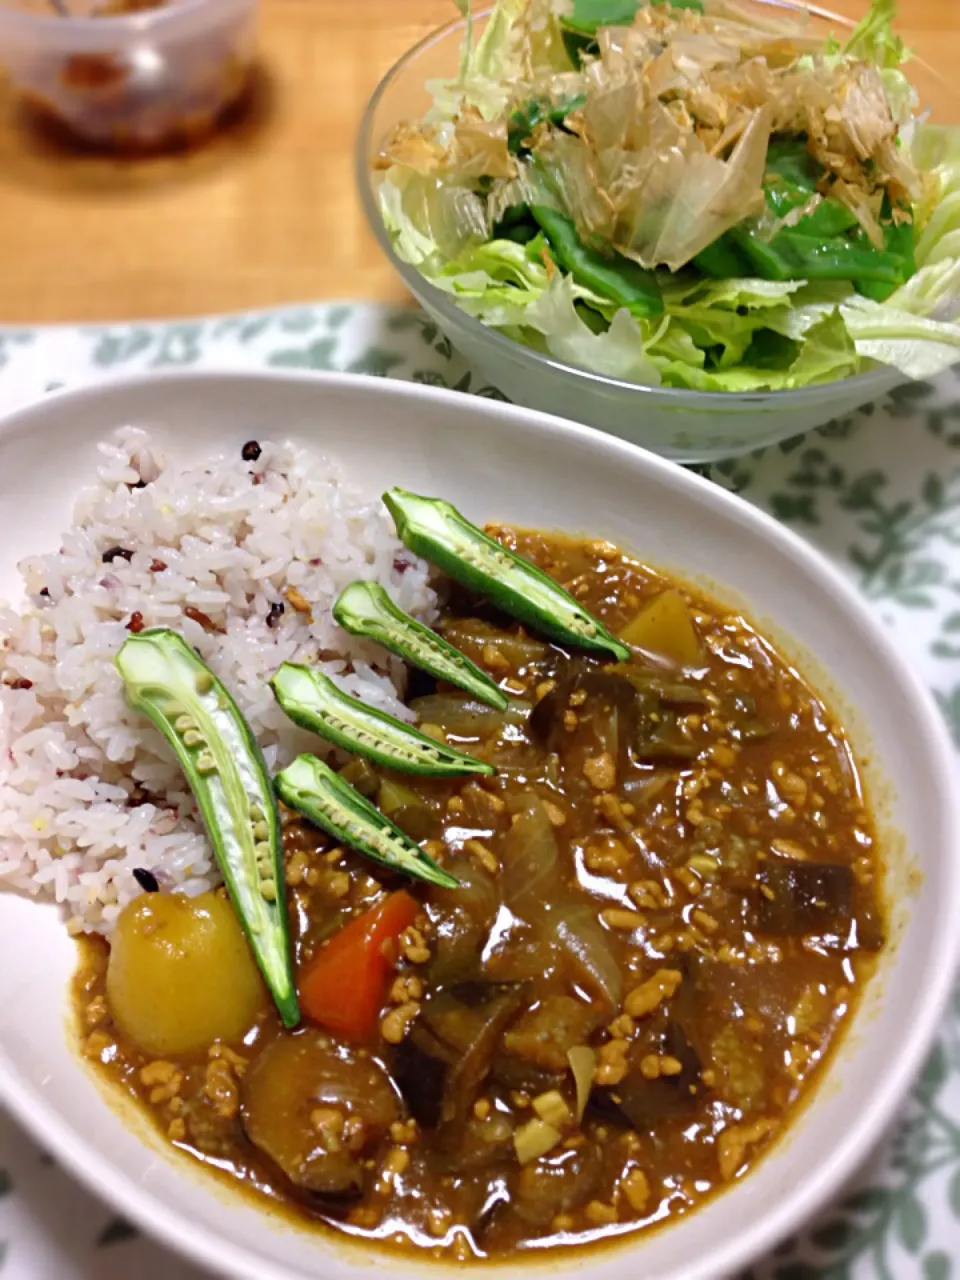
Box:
357, 2, 956, 464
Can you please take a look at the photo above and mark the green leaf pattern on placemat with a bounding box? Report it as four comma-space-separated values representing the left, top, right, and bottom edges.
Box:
0, 303, 957, 1279
96, 1218, 139, 1247
745, 1007, 960, 1279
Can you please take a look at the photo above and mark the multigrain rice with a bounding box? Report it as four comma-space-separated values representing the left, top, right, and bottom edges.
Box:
0, 428, 436, 934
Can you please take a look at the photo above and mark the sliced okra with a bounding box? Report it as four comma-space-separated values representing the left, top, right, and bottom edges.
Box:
333, 580, 508, 710
114, 627, 299, 1028
270, 663, 495, 777
382, 489, 630, 661
274, 754, 458, 889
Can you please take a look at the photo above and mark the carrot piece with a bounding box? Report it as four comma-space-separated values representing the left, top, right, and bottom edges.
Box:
298, 890, 420, 1042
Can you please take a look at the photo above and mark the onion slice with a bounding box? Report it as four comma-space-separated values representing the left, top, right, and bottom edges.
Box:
567, 1045, 597, 1121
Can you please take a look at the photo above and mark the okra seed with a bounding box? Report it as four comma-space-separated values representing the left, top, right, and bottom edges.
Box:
183, 729, 204, 748
174, 715, 196, 733
299, 785, 432, 879
250, 803, 265, 822
328, 709, 444, 764
572, 613, 598, 637
255, 841, 272, 858
414, 632, 466, 671
162, 700, 182, 717
260, 880, 277, 901
252, 821, 270, 841
462, 544, 511, 575
195, 671, 214, 694
196, 752, 217, 773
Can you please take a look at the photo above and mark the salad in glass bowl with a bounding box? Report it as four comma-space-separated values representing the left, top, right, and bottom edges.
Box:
370, 0, 960, 395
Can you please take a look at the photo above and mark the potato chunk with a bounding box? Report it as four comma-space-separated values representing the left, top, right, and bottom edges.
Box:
106, 890, 268, 1055
619, 589, 704, 667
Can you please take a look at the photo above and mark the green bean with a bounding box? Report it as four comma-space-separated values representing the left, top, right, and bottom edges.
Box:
508, 95, 586, 155
530, 206, 664, 318
561, 0, 702, 35
731, 227, 908, 286
693, 236, 754, 278
764, 184, 859, 238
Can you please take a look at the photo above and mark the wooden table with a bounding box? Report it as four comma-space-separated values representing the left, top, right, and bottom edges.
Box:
0, 0, 955, 324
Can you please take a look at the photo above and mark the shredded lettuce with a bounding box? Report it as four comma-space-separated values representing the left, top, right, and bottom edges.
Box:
514, 273, 663, 380
914, 126, 960, 269
428, 0, 567, 123
786, 310, 860, 385
659, 277, 808, 311
380, 170, 488, 264
380, 176, 444, 268
426, 5, 513, 121
429, 239, 552, 325
880, 68, 917, 127
843, 0, 908, 70
835, 296, 960, 377
892, 260, 960, 321
375, 0, 960, 394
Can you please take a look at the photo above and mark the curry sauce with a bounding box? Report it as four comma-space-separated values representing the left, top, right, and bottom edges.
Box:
74, 528, 884, 1259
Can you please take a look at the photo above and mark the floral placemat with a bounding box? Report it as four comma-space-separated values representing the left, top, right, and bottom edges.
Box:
0, 301, 957, 1280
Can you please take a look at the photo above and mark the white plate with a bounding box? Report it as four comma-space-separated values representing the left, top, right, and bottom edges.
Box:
0, 369, 957, 1280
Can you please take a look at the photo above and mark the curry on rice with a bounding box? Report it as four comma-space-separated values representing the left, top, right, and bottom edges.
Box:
73, 523, 883, 1259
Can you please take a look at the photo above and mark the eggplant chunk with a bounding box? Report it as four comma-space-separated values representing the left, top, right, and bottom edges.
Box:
722, 692, 774, 744
753, 861, 854, 936
473, 1178, 512, 1242
426, 985, 526, 1127
427, 860, 500, 986
490, 1051, 566, 1095
529, 669, 639, 759
589, 1022, 702, 1130
432, 1114, 515, 1176
610, 662, 709, 707
392, 1026, 452, 1129
529, 666, 697, 766
633, 692, 700, 761
854, 898, 886, 951
512, 1140, 603, 1226
242, 1031, 399, 1201
408, 693, 529, 739
393, 983, 526, 1131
